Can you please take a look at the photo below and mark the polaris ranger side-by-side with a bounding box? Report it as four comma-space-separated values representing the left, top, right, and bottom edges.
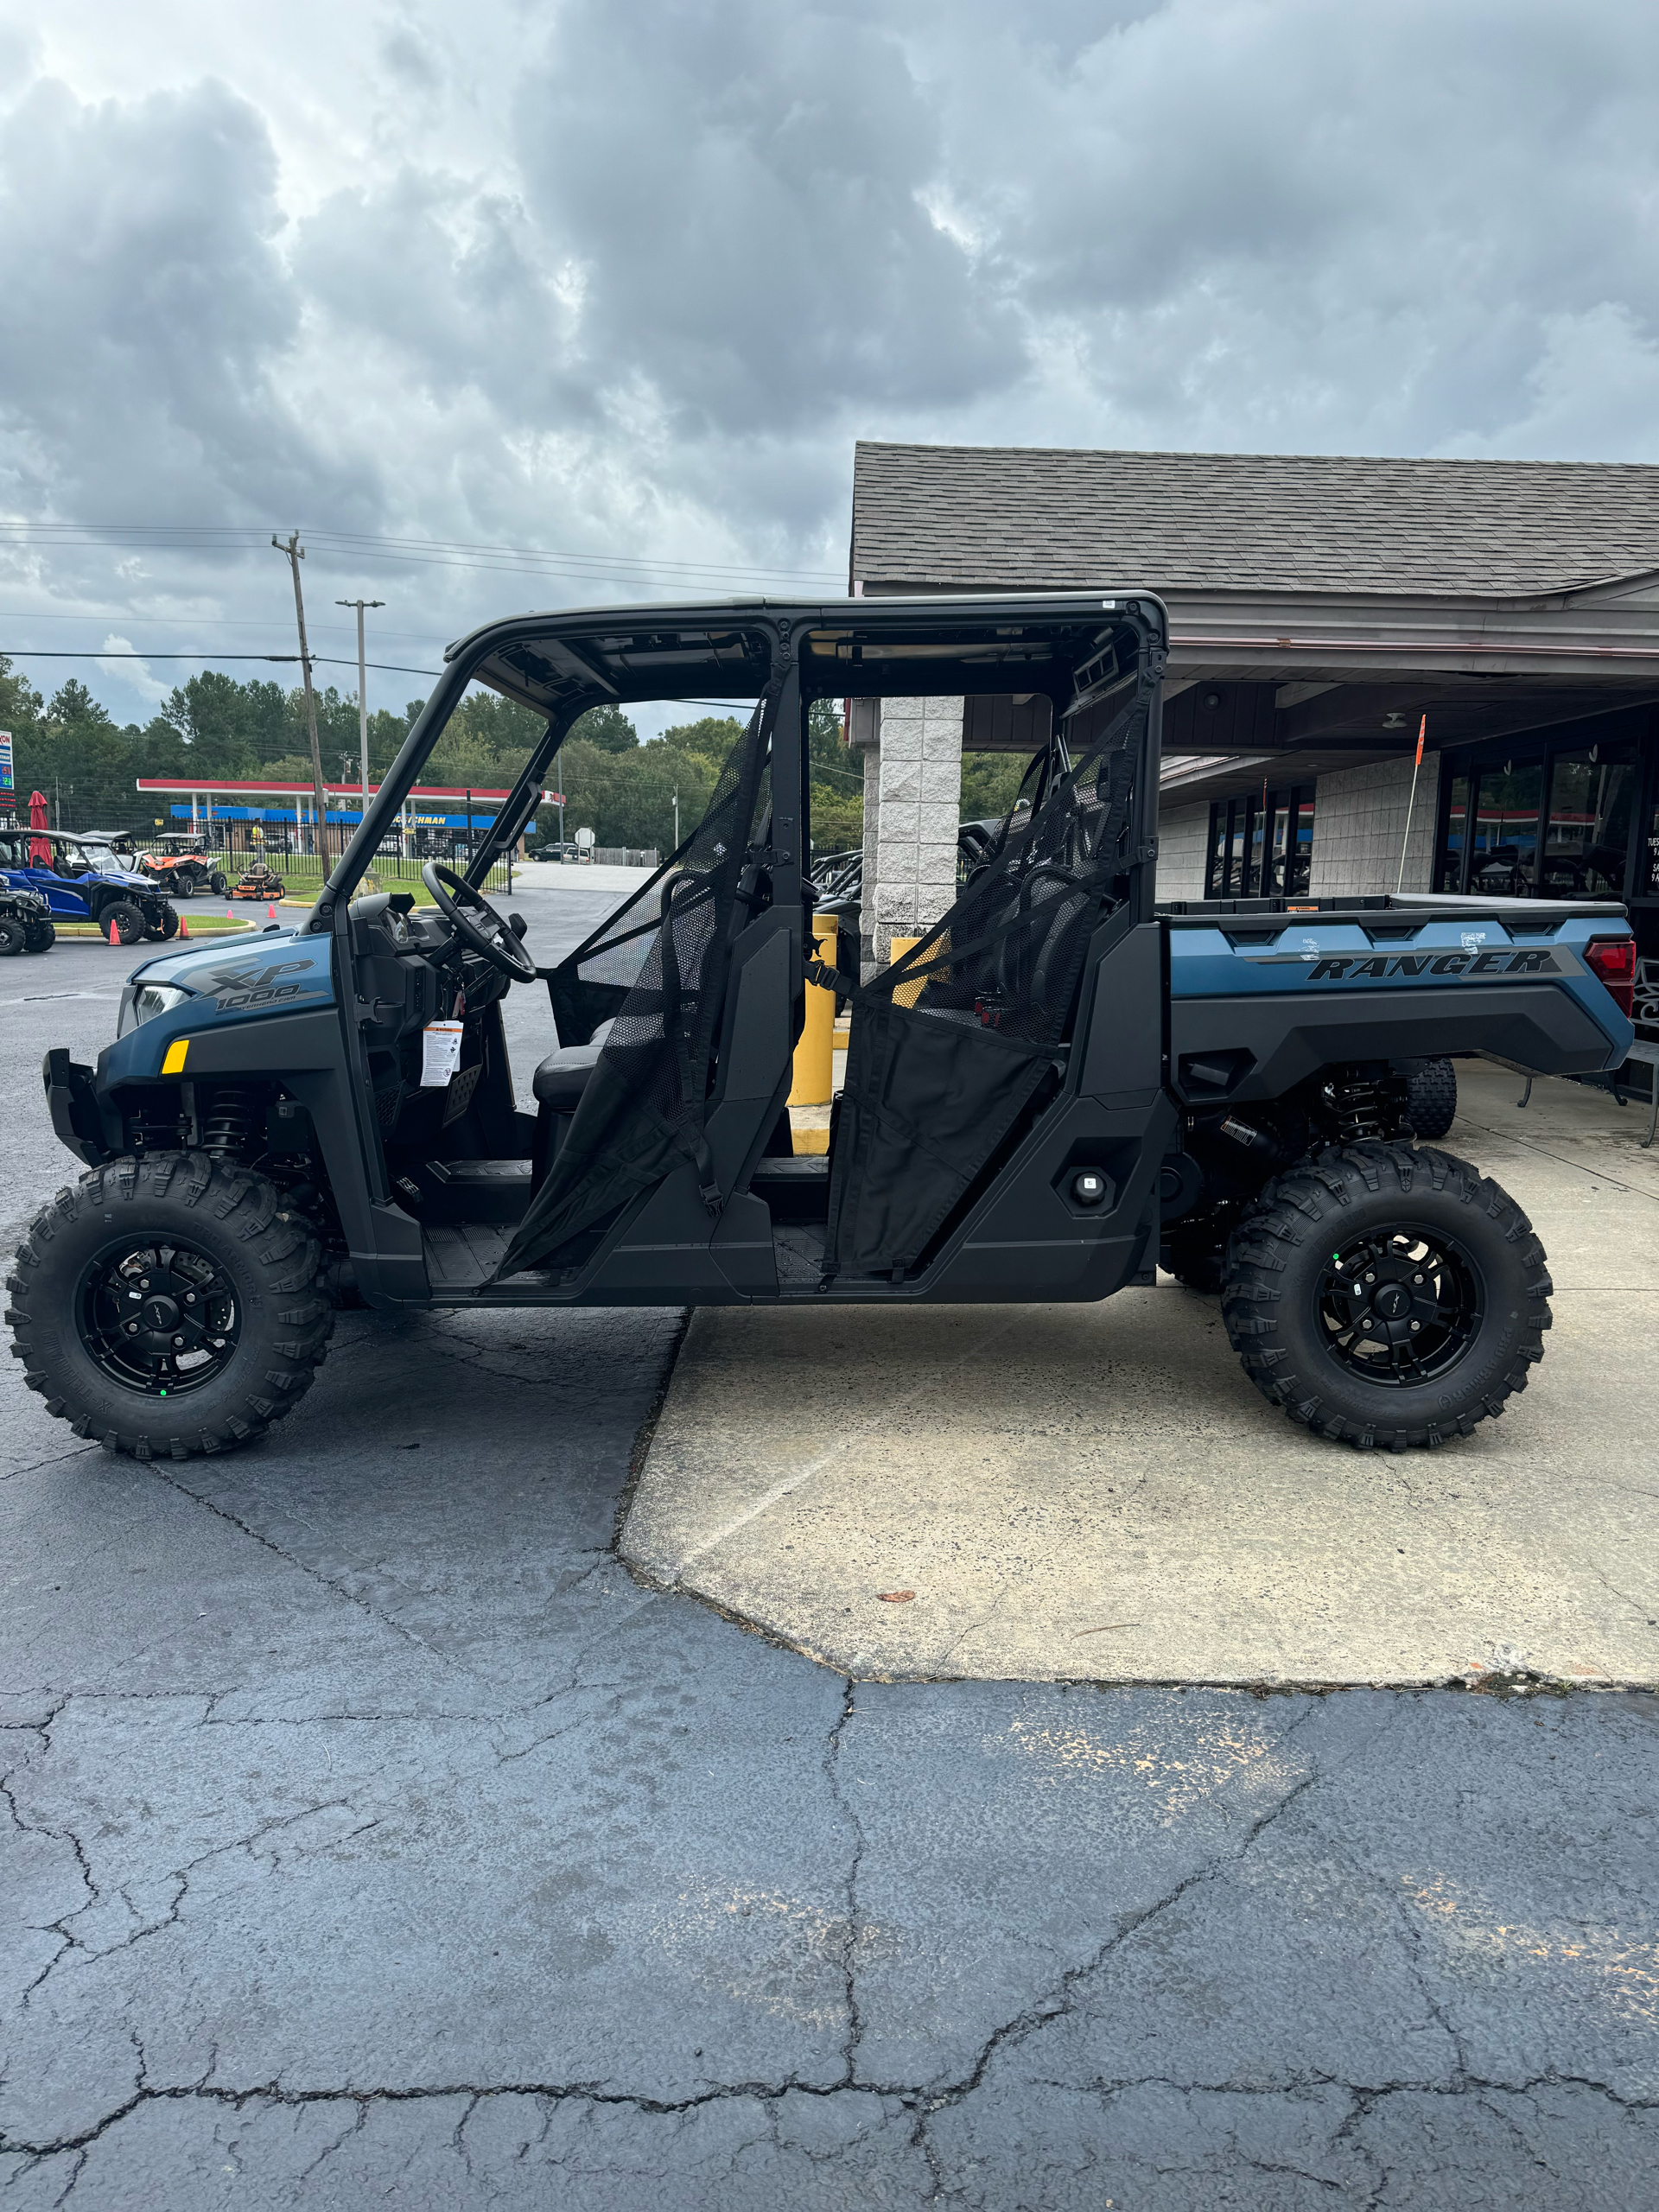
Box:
8, 594, 1637, 1460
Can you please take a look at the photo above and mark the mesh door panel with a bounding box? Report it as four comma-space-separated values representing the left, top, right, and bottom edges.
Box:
824, 677, 1149, 1281
498, 691, 777, 1274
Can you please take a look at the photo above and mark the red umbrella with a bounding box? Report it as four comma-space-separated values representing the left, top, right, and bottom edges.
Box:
28, 790, 51, 867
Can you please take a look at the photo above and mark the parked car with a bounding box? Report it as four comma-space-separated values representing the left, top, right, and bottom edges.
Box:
0, 882, 54, 956
0, 831, 178, 943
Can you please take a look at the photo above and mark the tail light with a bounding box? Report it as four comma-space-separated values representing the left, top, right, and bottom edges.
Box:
1584, 933, 1637, 1017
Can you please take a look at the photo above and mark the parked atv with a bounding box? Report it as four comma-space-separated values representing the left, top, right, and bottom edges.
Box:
136, 838, 228, 899
0, 884, 54, 957
11, 591, 1637, 1464
0, 830, 178, 944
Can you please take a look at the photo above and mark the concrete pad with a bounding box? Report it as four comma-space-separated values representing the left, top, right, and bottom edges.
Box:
623, 1063, 1659, 1688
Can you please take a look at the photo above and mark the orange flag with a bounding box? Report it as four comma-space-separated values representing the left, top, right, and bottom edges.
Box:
1415, 714, 1426, 766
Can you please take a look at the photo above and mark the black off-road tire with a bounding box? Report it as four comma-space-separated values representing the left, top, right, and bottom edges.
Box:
24, 919, 55, 953
0, 915, 25, 957
99, 899, 146, 945
154, 906, 180, 940
6, 1154, 333, 1460
210, 870, 229, 896
1220, 1141, 1551, 1451
1404, 1058, 1458, 1140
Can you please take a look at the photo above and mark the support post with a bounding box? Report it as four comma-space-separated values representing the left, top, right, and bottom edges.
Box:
272, 531, 329, 873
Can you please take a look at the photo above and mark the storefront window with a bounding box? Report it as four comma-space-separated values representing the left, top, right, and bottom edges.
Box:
1436, 772, 1471, 892
1541, 747, 1637, 898
1469, 763, 1543, 895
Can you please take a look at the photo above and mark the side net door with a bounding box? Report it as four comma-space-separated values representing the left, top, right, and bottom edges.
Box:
823, 670, 1152, 1283
498, 689, 777, 1276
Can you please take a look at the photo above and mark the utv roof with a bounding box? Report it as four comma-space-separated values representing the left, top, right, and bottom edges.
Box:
443, 591, 1168, 718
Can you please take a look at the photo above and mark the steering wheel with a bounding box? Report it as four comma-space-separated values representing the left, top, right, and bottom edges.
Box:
421, 861, 537, 984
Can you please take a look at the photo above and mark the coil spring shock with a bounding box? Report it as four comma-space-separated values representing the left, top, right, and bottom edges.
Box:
1323, 1071, 1389, 1145
200, 1085, 260, 1160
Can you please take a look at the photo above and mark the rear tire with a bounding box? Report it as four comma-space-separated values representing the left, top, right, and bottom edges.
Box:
6, 1154, 334, 1460
1404, 1058, 1458, 1140
1221, 1140, 1551, 1450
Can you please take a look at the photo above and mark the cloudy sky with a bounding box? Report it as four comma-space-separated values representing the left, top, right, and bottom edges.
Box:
1, 0, 1656, 727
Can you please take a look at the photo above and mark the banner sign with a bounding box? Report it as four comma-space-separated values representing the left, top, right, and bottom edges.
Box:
0, 731, 12, 794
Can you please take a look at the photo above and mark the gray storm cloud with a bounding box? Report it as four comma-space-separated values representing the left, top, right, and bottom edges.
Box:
1, 0, 1657, 712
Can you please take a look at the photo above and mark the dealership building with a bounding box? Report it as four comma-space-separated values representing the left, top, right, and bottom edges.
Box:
849, 442, 1659, 966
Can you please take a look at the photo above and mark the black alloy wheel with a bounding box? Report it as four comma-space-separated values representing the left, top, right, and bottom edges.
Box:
1221, 1140, 1552, 1450
8, 1151, 334, 1459
100, 899, 146, 944
1314, 1226, 1482, 1386
78, 1236, 242, 1398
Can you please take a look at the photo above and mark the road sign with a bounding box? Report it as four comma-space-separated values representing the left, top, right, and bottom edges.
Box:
0, 731, 12, 794
575, 826, 595, 849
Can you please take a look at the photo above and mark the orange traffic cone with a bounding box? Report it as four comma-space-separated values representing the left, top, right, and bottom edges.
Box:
267, 903, 276, 919
178, 913, 189, 939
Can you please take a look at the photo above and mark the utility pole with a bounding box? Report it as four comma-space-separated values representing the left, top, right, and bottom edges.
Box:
672, 787, 679, 851
336, 597, 385, 830
273, 533, 330, 864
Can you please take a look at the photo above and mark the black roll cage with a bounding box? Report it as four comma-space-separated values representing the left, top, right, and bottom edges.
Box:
305, 590, 1170, 938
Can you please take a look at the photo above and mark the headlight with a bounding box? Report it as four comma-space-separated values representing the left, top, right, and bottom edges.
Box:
118, 982, 191, 1037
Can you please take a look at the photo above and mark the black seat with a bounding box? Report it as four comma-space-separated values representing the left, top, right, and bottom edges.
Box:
531, 1042, 603, 1110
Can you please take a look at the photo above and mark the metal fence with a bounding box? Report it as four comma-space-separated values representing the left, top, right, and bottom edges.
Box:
188, 819, 516, 895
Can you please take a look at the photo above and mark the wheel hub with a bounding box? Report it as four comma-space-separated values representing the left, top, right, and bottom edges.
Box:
1316, 1228, 1483, 1386
81, 1240, 240, 1396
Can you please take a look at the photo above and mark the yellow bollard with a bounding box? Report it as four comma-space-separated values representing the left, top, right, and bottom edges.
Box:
789, 913, 838, 1106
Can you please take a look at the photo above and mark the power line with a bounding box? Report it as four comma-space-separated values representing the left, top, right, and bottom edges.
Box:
2, 648, 439, 676
0, 520, 844, 591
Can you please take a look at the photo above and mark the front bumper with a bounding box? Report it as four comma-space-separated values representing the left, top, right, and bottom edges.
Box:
43, 1049, 114, 1166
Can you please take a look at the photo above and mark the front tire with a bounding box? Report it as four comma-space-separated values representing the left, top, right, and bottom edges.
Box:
99, 900, 146, 945
25, 920, 55, 953
6, 1154, 334, 1459
210, 870, 228, 896
0, 915, 25, 957
1221, 1141, 1551, 1450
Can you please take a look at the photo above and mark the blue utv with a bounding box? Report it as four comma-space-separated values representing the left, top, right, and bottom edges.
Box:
0, 830, 180, 944
7, 592, 1638, 1462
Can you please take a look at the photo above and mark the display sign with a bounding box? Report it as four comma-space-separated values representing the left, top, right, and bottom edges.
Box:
0, 731, 12, 794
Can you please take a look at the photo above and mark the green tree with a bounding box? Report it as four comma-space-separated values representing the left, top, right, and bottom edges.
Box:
569, 703, 638, 753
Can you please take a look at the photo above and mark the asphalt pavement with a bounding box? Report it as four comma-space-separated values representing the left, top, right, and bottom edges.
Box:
3, 899, 1656, 2207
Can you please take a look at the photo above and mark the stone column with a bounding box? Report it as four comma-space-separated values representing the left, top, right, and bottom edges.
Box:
1307, 753, 1442, 898
848, 696, 964, 974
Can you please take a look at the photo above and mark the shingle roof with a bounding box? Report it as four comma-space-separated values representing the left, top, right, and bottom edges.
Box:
851, 442, 1659, 598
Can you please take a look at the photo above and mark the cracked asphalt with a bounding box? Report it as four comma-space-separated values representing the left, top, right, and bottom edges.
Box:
4, 920, 1659, 2208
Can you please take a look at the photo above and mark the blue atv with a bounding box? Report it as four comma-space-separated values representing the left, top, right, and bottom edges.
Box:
0, 830, 179, 945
